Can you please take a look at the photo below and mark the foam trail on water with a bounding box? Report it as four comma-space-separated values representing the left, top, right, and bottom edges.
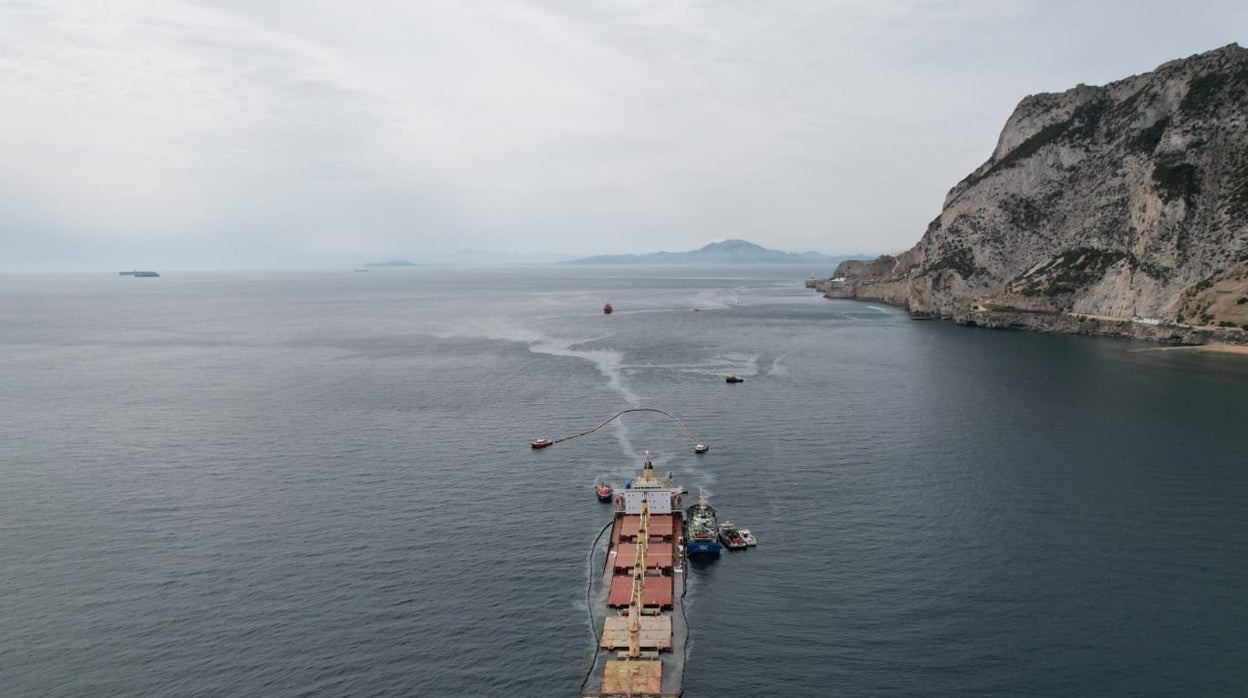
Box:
435, 316, 670, 463
529, 339, 639, 407
767, 354, 789, 376
611, 421, 638, 465
432, 319, 639, 407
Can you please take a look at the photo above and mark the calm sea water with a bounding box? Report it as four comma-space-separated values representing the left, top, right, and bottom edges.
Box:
2, 267, 1246, 697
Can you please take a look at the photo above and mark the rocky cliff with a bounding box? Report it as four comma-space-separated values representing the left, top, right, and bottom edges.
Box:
815, 44, 1248, 344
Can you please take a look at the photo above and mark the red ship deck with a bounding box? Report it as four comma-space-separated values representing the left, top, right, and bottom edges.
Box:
605, 512, 681, 610
607, 574, 675, 608
613, 548, 673, 571
617, 516, 675, 540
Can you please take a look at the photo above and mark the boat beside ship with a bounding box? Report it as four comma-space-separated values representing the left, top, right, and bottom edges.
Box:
595, 482, 614, 502
683, 496, 721, 555
718, 522, 748, 550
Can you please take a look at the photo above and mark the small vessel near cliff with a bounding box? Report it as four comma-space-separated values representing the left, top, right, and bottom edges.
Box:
603, 303, 613, 314
582, 452, 688, 697
725, 374, 744, 383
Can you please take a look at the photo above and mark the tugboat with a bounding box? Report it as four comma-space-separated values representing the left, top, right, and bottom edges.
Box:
530, 438, 553, 449
718, 522, 748, 550
595, 482, 613, 502
725, 374, 744, 383
685, 494, 721, 554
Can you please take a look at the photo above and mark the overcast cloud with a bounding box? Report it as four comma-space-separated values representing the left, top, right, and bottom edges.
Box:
1, 0, 1244, 270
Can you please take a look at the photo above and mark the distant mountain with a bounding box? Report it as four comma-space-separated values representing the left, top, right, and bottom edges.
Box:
364, 260, 417, 267
565, 239, 851, 265
429, 249, 569, 266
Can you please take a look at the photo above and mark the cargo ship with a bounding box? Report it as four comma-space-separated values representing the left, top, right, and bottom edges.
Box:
581, 452, 687, 697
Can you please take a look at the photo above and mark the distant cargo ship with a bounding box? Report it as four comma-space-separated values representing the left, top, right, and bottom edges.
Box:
120, 270, 160, 277
581, 452, 687, 697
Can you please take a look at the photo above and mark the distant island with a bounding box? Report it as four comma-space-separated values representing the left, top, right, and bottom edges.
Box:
364, 260, 417, 267
565, 239, 855, 265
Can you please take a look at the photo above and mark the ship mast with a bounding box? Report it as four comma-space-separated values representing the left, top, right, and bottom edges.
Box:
626, 498, 649, 658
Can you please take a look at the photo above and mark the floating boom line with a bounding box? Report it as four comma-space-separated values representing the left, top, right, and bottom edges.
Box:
544, 407, 703, 446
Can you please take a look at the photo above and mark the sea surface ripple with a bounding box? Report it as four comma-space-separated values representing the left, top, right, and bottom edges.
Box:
1, 268, 1245, 696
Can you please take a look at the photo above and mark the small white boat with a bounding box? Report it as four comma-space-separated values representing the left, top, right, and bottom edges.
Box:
694, 443, 709, 454
739, 528, 757, 546
718, 522, 748, 550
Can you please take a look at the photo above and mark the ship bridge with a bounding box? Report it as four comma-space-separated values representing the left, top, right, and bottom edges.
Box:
620, 453, 682, 515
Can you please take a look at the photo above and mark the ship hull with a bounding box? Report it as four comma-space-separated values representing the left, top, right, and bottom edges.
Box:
580, 453, 688, 697
686, 540, 721, 554
581, 512, 686, 697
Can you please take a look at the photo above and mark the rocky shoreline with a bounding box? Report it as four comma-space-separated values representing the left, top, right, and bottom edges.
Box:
806, 278, 1248, 347
809, 46, 1248, 343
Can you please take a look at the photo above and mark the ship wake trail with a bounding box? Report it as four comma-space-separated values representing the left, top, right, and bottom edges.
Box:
433, 320, 640, 406
529, 339, 640, 407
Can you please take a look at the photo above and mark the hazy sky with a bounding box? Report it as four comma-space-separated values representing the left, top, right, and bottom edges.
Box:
1, 1, 1244, 270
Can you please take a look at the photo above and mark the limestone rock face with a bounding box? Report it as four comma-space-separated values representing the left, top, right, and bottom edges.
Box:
818, 44, 1248, 339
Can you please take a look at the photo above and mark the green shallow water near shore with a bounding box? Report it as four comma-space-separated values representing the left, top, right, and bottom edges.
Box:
1, 267, 1246, 697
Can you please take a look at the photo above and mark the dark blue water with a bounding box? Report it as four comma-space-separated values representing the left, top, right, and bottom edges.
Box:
2, 268, 1246, 696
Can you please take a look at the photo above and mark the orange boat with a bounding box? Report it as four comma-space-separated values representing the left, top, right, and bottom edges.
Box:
595, 482, 613, 502
603, 303, 613, 314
